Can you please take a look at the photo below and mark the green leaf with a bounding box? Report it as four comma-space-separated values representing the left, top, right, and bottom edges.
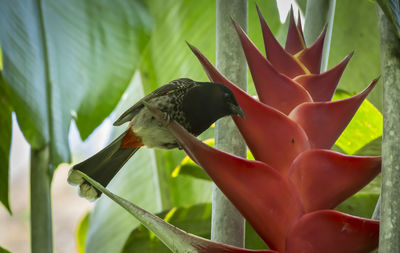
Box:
85, 75, 212, 253
122, 203, 269, 252
294, 0, 307, 14
0, 72, 12, 214
76, 212, 90, 253
122, 204, 213, 253
0, 246, 11, 253
173, 157, 211, 181
329, 0, 382, 110
173, 139, 255, 181
333, 90, 383, 155
0, 0, 151, 170
377, 0, 400, 39
355, 137, 382, 156
246, 222, 269, 250
335, 193, 379, 218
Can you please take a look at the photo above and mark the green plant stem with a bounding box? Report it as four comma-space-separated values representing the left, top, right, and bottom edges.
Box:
377, 5, 400, 252
212, 0, 247, 247
304, 0, 336, 72
30, 146, 53, 253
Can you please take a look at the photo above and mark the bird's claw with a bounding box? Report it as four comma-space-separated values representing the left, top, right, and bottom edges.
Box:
162, 112, 171, 125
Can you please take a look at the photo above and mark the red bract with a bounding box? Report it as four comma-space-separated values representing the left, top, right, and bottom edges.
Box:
176, 7, 381, 253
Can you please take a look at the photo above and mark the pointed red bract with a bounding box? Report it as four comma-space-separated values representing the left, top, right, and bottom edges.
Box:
285, 7, 305, 54
189, 44, 311, 173
256, 6, 306, 78
164, 118, 304, 252
286, 210, 379, 253
232, 20, 312, 114
294, 52, 353, 102
288, 149, 381, 212
297, 26, 327, 74
288, 79, 378, 149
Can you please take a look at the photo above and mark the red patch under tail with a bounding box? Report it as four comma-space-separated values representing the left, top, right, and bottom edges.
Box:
121, 129, 144, 148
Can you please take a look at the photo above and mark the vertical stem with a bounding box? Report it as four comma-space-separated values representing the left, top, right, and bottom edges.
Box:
304, 0, 336, 72
212, 0, 247, 247
377, 6, 400, 252
30, 146, 53, 253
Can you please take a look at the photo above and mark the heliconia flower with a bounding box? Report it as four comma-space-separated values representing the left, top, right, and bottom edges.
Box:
165, 7, 381, 253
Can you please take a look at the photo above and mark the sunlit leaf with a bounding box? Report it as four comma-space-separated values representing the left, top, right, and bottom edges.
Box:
173, 139, 255, 181
76, 212, 90, 253
333, 90, 382, 155
173, 157, 211, 181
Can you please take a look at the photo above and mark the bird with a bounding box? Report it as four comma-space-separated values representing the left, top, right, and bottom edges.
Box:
68, 78, 245, 200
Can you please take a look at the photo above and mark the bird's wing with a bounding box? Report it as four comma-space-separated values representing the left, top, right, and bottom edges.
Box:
113, 80, 196, 126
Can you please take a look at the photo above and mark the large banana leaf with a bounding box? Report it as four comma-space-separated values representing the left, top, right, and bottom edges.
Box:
84, 1, 283, 253
139, 0, 282, 96
0, 0, 152, 171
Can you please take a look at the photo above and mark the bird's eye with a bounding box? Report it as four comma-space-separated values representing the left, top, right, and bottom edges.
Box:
224, 93, 230, 98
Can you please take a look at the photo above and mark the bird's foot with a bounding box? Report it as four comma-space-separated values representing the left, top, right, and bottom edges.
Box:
67, 169, 101, 201
162, 112, 171, 125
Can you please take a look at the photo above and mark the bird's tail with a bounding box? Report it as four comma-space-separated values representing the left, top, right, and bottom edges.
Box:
68, 130, 139, 200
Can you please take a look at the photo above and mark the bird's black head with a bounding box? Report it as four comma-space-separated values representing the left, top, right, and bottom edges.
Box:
206, 82, 245, 118
181, 81, 245, 136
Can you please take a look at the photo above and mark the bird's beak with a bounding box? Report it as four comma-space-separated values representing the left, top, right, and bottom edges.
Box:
230, 104, 246, 118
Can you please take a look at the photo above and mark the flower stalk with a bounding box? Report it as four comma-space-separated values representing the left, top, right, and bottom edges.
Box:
30, 146, 53, 253
377, 5, 400, 252
304, 0, 336, 71
213, 0, 247, 247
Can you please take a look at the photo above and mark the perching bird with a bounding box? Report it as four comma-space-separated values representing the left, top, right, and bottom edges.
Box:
68, 78, 245, 200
